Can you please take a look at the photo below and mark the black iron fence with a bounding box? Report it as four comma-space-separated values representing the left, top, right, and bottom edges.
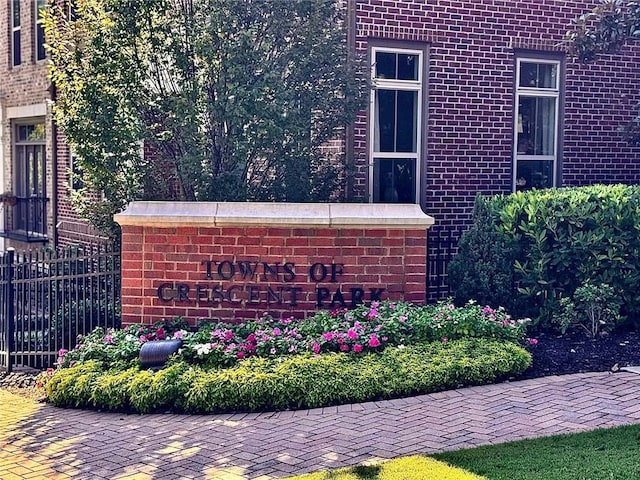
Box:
0, 243, 121, 372
427, 226, 460, 303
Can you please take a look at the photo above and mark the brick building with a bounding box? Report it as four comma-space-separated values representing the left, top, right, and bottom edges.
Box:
347, 0, 640, 235
0, 0, 96, 251
1, 1, 639, 251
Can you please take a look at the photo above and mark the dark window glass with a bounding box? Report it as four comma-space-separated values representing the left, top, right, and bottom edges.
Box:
375, 52, 396, 79
376, 89, 396, 152
13, 30, 21, 66
515, 160, 554, 191
12, 0, 20, 27
397, 54, 418, 80
396, 90, 417, 152
517, 96, 555, 156
36, 24, 46, 60
373, 158, 416, 203
519, 62, 557, 89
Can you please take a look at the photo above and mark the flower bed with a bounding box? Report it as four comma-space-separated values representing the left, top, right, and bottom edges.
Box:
46, 301, 532, 413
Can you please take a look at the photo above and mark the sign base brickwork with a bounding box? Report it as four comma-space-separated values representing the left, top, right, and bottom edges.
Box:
115, 202, 434, 325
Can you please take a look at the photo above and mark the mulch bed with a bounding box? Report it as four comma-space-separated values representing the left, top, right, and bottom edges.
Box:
520, 330, 640, 379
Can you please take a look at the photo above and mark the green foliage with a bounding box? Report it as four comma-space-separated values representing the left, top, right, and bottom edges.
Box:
434, 423, 640, 480
44, 0, 366, 236
451, 185, 640, 330
60, 301, 530, 370
448, 196, 518, 312
566, 1, 640, 144
47, 338, 531, 413
554, 282, 623, 337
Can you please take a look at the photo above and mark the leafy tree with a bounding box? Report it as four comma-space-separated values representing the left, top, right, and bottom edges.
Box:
566, 0, 640, 144
44, 0, 366, 237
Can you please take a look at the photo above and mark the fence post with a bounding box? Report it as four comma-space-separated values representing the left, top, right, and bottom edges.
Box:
4, 248, 14, 373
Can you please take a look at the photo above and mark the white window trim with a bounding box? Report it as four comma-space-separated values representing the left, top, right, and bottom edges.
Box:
369, 46, 423, 204
513, 57, 561, 192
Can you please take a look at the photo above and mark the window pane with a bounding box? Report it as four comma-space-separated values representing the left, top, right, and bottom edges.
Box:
373, 158, 416, 203
375, 89, 396, 152
517, 96, 556, 156
375, 52, 396, 79
36, 24, 46, 60
396, 90, 417, 152
519, 62, 557, 89
516, 160, 554, 191
397, 53, 418, 80
12, 0, 20, 27
13, 30, 21, 66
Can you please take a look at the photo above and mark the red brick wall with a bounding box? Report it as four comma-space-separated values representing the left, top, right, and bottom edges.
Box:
120, 224, 427, 325
352, 0, 640, 234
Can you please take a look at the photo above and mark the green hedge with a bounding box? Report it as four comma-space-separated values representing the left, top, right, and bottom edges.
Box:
46, 338, 531, 413
450, 185, 640, 328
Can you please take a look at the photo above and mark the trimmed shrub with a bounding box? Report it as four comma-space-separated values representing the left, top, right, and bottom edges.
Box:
46, 338, 531, 413
449, 195, 518, 313
451, 185, 640, 330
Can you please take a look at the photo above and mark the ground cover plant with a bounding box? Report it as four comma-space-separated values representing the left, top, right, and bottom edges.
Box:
45, 301, 532, 413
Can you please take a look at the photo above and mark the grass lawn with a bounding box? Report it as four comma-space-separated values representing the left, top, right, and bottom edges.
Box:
434, 423, 640, 480
287, 424, 640, 480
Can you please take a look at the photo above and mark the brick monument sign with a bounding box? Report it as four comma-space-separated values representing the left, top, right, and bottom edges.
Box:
115, 202, 434, 325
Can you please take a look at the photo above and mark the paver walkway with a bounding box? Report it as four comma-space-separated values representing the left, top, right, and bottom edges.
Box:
1, 371, 640, 480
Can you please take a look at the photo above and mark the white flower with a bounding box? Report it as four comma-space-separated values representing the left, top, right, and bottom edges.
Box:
194, 343, 212, 356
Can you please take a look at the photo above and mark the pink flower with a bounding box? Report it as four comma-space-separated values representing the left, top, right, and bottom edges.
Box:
138, 335, 148, 343
104, 335, 114, 344
312, 342, 321, 354
270, 348, 277, 354
272, 327, 282, 336
398, 315, 407, 323
528, 338, 539, 346
368, 335, 381, 348
340, 344, 350, 352
173, 330, 184, 340
58, 348, 68, 357
382, 336, 388, 341
368, 308, 378, 318
347, 329, 359, 340
441, 337, 448, 343
389, 303, 396, 309
448, 304, 455, 311
247, 333, 256, 343
237, 351, 245, 359
322, 331, 334, 341
353, 344, 363, 353
155, 327, 166, 340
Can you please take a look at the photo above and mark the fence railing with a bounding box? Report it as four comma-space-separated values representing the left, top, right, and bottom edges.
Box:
0, 243, 121, 372
427, 226, 459, 303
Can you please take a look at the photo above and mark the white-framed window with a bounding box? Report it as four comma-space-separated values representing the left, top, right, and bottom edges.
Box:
35, 0, 46, 61
11, 0, 21, 66
369, 47, 424, 204
514, 58, 561, 191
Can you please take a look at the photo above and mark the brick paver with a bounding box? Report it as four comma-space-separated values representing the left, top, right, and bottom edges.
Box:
1, 371, 640, 479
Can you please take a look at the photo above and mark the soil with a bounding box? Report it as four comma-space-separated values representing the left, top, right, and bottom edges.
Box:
519, 329, 640, 379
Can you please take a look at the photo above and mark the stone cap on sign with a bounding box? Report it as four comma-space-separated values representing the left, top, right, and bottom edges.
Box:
114, 201, 435, 229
